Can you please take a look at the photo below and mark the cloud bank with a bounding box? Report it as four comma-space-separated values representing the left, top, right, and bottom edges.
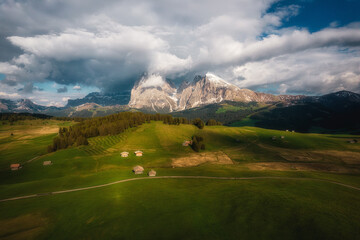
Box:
0, 0, 359, 105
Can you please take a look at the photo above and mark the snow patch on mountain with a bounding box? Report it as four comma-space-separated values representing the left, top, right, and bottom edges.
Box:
205, 73, 231, 87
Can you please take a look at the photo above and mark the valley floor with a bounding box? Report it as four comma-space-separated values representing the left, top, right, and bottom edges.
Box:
0, 120, 360, 239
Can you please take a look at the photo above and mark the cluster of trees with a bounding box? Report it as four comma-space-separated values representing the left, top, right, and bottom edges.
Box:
48, 127, 89, 152
162, 115, 190, 125
48, 112, 192, 152
206, 119, 222, 126
53, 116, 84, 122
191, 135, 205, 152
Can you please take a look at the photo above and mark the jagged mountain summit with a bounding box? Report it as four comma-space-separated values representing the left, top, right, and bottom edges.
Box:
128, 73, 305, 112
128, 74, 178, 112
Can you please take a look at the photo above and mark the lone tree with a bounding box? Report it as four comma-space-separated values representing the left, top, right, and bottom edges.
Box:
192, 118, 204, 129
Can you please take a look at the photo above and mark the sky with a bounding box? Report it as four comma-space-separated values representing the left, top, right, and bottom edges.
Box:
0, 0, 359, 107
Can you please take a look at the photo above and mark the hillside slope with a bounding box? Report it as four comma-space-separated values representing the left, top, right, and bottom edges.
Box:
1, 120, 360, 239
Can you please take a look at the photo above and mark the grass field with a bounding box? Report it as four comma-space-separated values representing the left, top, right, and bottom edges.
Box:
0, 120, 360, 239
215, 103, 268, 114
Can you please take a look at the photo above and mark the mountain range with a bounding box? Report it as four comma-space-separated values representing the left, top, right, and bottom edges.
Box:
1, 73, 309, 115
128, 73, 305, 112
66, 91, 130, 107
1, 73, 360, 133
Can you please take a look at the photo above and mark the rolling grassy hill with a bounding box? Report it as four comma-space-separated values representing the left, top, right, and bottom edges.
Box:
0, 120, 360, 239
171, 91, 360, 134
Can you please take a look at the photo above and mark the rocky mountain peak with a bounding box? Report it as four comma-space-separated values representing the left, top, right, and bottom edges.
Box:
15, 99, 46, 111
204, 73, 231, 87
128, 73, 312, 112
128, 74, 178, 112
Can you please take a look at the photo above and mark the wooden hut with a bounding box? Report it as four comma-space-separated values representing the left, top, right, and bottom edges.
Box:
121, 152, 129, 157
148, 169, 156, 177
133, 165, 144, 174
43, 161, 52, 166
10, 163, 21, 171
134, 150, 143, 157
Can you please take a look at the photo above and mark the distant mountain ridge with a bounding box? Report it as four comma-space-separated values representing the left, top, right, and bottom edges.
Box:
1, 73, 359, 120
66, 91, 130, 107
0, 98, 129, 117
0, 98, 50, 113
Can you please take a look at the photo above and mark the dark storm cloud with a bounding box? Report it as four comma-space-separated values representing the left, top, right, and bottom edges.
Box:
0, 35, 22, 62
17, 83, 43, 93
0, 0, 359, 102
56, 86, 68, 93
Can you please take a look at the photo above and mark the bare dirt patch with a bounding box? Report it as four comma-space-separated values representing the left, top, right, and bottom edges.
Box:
25, 126, 59, 136
246, 162, 360, 173
279, 149, 360, 165
172, 151, 233, 167
0, 213, 48, 240
258, 144, 360, 165
311, 150, 360, 165
0, 126, 58, 141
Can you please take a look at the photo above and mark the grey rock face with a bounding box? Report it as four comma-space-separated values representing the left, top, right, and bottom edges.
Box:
128, 74, 178, 112
129, 73, 307, 112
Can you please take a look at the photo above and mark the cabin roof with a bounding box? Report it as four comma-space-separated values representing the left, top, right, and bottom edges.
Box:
133, 165, 144, 171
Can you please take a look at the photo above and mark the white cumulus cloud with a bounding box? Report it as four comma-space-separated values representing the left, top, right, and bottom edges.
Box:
0, 0, 359, 105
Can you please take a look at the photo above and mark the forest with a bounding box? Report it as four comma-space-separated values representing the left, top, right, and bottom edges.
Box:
48, 112, 209, 152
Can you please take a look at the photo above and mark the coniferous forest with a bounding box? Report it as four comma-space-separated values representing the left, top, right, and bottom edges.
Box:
48, 112, 191, 152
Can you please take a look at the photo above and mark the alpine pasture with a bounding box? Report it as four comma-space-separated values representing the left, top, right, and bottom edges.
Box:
1, 119, 360, 240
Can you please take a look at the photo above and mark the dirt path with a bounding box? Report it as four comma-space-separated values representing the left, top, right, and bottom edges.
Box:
1, 176, 359, 203
26, 156, 39, 164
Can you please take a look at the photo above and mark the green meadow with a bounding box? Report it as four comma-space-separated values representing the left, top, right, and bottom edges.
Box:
1, 120, 360, 239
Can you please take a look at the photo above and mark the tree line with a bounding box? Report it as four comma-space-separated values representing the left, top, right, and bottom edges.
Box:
0, 113, 51, 122
0, 113, 84, 124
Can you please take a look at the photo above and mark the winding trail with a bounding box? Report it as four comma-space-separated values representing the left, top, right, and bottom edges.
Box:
1, 176, 360, 203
